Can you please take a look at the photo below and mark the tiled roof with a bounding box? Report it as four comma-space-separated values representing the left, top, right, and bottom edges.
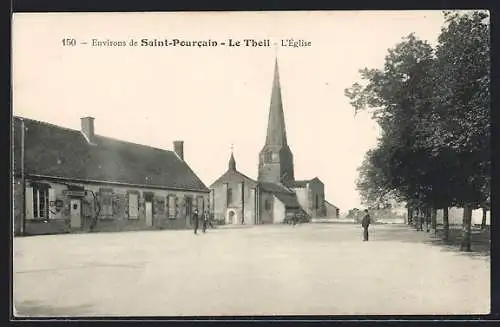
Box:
12, 116, 209, 192
325, 200, 339, 210
258, 181, 300, 209
258, 181, 295, 194
286, 180, 309, 188
273, 192, 301, 209
286, 177, 323, 188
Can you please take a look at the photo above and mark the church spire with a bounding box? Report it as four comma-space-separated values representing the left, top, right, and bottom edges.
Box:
265, 58, 288, 146
258, 58, 295, 184
228, 144, 236, 171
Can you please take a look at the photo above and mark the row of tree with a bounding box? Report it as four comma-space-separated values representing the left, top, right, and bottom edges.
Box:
345, 11, 490, 251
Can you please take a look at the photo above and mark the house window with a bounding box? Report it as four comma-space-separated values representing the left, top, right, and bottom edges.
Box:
32, 184, 49, 219
167, 195, 177, 218
265, 199, 271, 211
227, 188, 233, 205
128, 193, 139, 219
100, 191, 113, 217
156, 197, 165, 215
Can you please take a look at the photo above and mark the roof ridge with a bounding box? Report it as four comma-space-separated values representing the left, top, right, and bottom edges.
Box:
96, 135, 175, 154
14, 115, 176, 154
209, 169, 257, 188
14, 116, 82, 134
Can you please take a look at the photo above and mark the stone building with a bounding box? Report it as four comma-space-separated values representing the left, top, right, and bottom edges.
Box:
209, 152, 259, 225
12, 116, 209, 236
325, 200, 340, 218
210, 59, 327, 225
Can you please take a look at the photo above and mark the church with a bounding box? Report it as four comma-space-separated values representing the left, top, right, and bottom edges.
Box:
209, 59, 327, 225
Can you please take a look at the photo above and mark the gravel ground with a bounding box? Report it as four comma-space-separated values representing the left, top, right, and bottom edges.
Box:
13, 223, 490, 317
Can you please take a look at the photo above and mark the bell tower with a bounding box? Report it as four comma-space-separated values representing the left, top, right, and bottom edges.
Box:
258, 59, 295, 184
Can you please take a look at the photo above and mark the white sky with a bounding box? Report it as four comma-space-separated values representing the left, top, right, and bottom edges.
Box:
12, 11, 447, 213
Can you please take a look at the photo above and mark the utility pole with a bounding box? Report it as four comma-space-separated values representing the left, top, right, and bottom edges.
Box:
20, 118, 26, 235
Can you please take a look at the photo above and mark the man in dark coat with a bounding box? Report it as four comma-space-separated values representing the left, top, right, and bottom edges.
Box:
193, 209, 199, 235
361, 209, 371, 241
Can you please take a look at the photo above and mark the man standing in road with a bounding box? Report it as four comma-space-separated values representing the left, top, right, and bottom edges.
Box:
361, 209, 371, 241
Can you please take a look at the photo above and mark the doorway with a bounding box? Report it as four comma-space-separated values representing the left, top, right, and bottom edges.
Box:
227, 210, 236, 224
185, 196, 193, 227
70, 198, 82, 228
145, 201, 153, 227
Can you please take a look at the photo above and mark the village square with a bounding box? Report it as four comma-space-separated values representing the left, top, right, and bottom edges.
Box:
12, 11, 490, 317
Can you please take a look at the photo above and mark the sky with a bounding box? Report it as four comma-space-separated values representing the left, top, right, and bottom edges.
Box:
12, 11, 448, 213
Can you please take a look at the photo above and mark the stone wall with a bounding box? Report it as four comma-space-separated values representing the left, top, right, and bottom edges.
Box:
210, 181, 257, 225
18, 177, 209, 235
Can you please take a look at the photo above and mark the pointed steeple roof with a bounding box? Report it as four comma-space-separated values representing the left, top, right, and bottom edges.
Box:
265, 58, 288, 146
228, 144, 236, 171
228, 152, 236, 171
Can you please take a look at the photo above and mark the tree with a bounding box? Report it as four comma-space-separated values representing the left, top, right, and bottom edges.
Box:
346, 11, 490, 251
346, 34, 456, 221
432, 11, 490, 251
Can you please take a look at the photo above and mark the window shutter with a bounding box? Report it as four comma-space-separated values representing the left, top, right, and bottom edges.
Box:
175, 196, 179, 217
166, 195, 170, 217
48, 188, 56, 219
125, 193, 129, 217
25, 186, 34, 219
163, 196, 168, 218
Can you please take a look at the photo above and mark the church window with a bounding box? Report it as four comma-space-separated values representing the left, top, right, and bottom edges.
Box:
227, 187, 233, 205
265, 151, 273, 163
315, 194, 319, 210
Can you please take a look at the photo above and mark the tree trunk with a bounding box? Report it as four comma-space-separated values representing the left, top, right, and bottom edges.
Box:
460, 204, 473, 252
481, 207, 487, 230
425, 207, 430, 232
408, 207, 413, 225
443, 207, 449, 241
431, 207, 437, 234
417, 208, 423, 231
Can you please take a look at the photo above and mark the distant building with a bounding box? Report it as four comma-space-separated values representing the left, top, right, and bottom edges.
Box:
325, 200, 340, 218
12, 116, 209, 236
436, 207, 490, 226
210, 59, 327, 224
368, 200, 407, 223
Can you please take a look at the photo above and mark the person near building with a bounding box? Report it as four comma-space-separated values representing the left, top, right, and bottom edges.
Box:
202, 210, 209, 233
193, 209, 199, 235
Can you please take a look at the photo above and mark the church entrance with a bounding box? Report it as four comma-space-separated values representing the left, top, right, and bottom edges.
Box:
227, 210, 237, 225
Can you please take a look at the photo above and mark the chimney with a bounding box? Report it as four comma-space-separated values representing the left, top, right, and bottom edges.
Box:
174, 141, 184, 160
80, 117, 95, 143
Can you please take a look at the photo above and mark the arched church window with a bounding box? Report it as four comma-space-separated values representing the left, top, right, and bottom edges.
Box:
265, 151, 273, 163
315, 194, 319, 210
227, 187, 233, 205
